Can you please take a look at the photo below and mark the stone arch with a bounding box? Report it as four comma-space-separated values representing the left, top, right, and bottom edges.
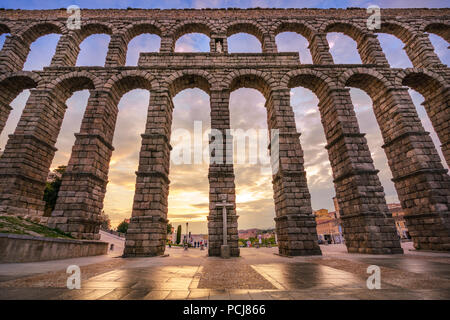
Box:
225, 70, 275, 99
104, 70, 157, 106
163, 70, 215, 97
379, 20, 444, 68
17, 21, 64, 47
172, 21, 214, 43
76, 23, 113, 42
379, 21, 417, 45
0, 71, 42, 87
340, 68, 393, 98
0, 23, 11, 35
395, 68, 447, 89
225, 21, 266, 51
48, 71, 100, 102
122, 22, 163, 44
423, 22, 450, 43
321, 21, 379, 64
274, 21, 316, 41
281, 69, 337, 94
396, 68, 450, 167
7, 22, 64, 70
321, 21, 367, 43
0, 71, 42, 135
73, 23, 113, 66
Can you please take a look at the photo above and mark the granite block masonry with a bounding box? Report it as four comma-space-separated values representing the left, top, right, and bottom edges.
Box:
0, 8, 448, 256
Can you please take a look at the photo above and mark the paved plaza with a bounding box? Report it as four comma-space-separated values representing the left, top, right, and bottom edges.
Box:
1, 239, 450, 300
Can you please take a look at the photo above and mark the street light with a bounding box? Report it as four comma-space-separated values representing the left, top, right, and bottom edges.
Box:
184, 221, 189, 250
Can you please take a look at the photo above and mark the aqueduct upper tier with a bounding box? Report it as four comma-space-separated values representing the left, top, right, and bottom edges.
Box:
0, 8, 449, 257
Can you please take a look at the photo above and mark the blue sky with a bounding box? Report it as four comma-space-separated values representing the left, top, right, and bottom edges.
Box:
0, 1, 448, 232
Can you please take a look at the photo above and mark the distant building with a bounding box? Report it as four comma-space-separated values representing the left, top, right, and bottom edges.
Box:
388, 203, 410, 239
238, 228, 259, 239
314, 208, 343, 244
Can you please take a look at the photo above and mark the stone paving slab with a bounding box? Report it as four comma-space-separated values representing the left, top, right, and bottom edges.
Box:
1, 245, 450, 300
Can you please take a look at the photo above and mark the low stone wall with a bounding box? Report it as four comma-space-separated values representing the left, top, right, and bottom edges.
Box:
0, 233, 109, 263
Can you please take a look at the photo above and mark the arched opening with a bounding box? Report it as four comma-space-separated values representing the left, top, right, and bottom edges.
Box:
103, 89, 150, 229
23, 34, 61, 70
76, 34, 111, 66
168, 88, 211, 236
376, 33, 413, 68
401, 71, 449, 169
276, 32, 312, 63
289, 86, 334, 216
326, 32, 361, 64
407, 88, 448, 170
427, 33, 449, 66
0, 91, 29, 151
0, 24, 10, 51
20, 23, 62, 71
120, 23, 162, 66
348, 87, 400, 203
49, 90, 90, 171
126, 34, 160, 66
228, 33, 262, 53
0, 74, 39, 149
175, 33, 210, 52
227, 75, 277, 250
164, 74, 211, 240
227, 23, 264, 53
229, 87, 275, 240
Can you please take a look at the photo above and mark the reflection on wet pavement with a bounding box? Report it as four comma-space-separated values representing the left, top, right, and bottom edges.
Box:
1, 246, 450, 300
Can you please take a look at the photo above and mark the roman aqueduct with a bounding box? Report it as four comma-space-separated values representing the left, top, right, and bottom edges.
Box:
0, 8, 448, 257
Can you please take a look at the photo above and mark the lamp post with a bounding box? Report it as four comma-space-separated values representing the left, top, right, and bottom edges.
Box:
184, 222, 189, 250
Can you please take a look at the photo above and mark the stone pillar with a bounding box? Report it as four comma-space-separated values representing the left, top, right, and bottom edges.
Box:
46, 90, 115, 240
0, 89, 64, 218
404, 33, 444, 68
124, 89, 173, 257
262, 33, 277, 53
357, 34, 390, 66
268, 89, 322, 256
50, 34, 80, 67
160, 36, 175, 53
308, 33, 334, 65
208, 89, 239, 257
0, 35, 30, 72
374, 87, 450, 251
0, 104, 13, 137
421, 87, 450, 168
319, 88, 402, 254
105, 34, 127, 67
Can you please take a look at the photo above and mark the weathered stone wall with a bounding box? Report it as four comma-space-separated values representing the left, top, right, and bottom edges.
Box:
0, 8, 448, 255
0, 233, 108, 263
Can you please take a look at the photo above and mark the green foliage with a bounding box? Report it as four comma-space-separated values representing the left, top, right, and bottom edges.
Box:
176, 225, 182, 244
117, 219, 129, 234
0, 216, 73, 239
167, 222, 173, 235
100, 211, 111, 230
43, 165, 66, 216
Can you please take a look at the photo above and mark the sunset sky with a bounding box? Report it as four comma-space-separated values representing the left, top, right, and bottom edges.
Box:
0, 0, 448, 233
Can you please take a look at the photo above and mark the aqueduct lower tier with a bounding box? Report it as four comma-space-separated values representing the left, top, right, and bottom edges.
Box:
0, 8, 449, 256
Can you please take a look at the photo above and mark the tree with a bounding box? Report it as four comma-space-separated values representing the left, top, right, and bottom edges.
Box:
100, 211, 111, 230
167, 222, 173, 235
176, 225, 182, 244
117, 219, 129, 234
43, 165, 67, 216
